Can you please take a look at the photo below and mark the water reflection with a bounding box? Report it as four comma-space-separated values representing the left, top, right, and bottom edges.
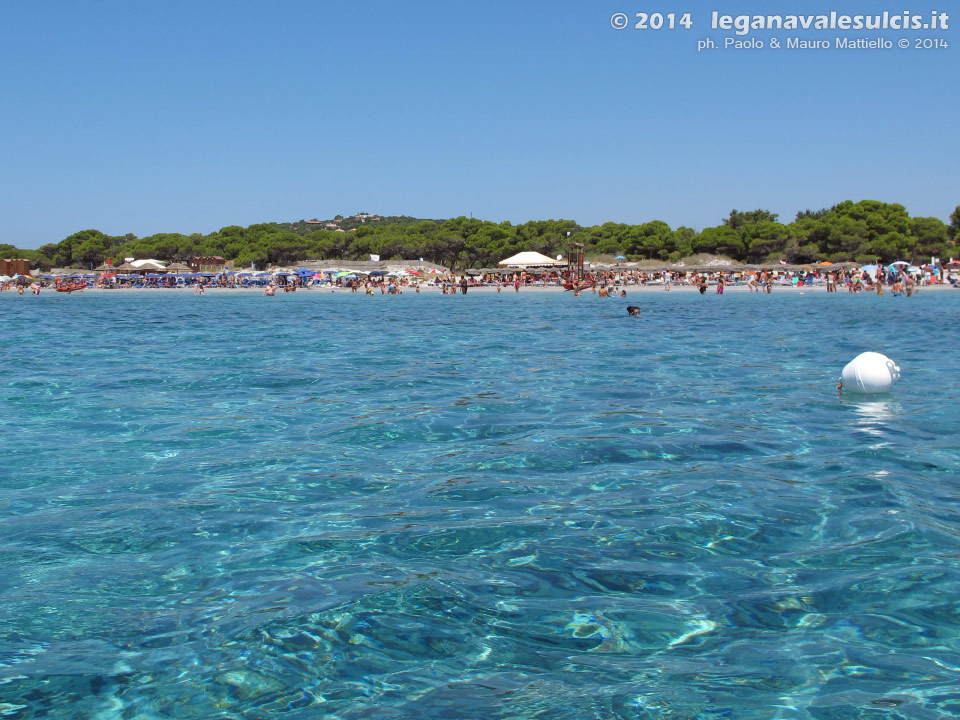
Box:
845, 397, 901, 441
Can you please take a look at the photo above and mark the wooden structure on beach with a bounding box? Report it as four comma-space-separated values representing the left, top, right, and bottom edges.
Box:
190, 256, 227, 273
1, 258, 30, 276
567, 243, 585, 283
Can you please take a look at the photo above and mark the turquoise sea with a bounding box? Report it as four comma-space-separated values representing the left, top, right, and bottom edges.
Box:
1, 289, 959, 719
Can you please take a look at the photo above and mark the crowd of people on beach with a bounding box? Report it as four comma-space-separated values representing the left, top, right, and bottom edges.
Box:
2, 262, 956, 297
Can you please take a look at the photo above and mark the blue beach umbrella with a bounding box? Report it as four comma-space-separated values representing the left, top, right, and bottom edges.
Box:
615, 255, 626, 261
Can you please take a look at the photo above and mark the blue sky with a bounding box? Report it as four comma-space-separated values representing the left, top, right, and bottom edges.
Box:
1, 0, 955, 248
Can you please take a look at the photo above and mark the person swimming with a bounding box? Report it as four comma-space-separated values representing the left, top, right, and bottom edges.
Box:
626, 306, 641, 316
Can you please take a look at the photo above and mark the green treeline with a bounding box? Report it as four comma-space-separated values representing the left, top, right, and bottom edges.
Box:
5, 201, 959, 271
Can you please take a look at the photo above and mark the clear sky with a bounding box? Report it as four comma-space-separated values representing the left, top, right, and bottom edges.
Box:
1, 0, 955, 248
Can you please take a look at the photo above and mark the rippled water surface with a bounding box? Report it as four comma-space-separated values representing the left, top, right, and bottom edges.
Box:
2, 289, 959, 719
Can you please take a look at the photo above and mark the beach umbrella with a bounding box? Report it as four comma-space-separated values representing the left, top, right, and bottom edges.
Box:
859, 265, 878, 275
615, 255, 626, 260
369, 270, 387, 276
889, 260, 910, 266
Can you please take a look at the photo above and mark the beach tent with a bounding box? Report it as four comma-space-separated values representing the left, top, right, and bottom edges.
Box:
129, 259, 167, 272
498, 251, 565, 267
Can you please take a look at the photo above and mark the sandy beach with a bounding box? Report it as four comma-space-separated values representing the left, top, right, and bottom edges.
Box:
19, 282, 954, 295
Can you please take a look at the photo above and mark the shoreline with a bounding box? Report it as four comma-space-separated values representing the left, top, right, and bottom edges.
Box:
9, 283, 955, 295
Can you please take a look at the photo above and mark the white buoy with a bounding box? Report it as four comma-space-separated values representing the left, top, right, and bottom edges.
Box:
838, 352, 900, 393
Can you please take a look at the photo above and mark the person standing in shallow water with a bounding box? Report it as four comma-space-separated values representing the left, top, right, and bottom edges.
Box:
460, 276, 468, 294
904, 273, 915, 296
716, 273, 725, 295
